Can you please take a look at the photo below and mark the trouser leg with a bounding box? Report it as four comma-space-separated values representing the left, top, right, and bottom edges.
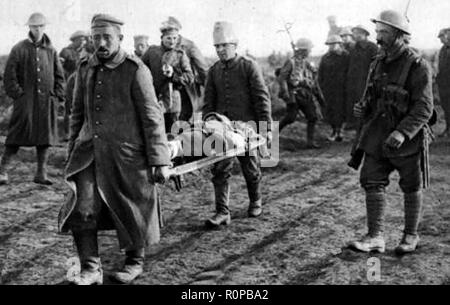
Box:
35, 145, 52, 184
403, 191, 423, 236
238, 155, 262, 204
365, 190, 387, 237
211, 158, 235, 215
72, 229, 100, 271
279, 103, 298, 132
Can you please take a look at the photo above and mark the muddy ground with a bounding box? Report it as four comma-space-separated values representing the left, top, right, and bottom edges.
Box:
0, 113, 449, 285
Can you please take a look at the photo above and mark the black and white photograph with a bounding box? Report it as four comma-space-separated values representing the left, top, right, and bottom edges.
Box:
0, 0, 449, 291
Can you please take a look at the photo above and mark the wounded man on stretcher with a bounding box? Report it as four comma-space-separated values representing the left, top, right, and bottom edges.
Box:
165, 113, 268, 190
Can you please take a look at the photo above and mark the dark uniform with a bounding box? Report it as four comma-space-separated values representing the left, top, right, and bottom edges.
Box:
436, 42, 450, 135
318, 49, 350, 137
177, 35, 208, 120
279, 56, 324, 146
203, 55, 272, 218
357, 45, 433, 244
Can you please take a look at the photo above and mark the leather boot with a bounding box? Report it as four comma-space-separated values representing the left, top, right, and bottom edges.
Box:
306, 121, 321, 149
395, 234, 420, 254
348, 191, 386, 253
205, 183, 231, 228
395, 191, 423, 254
111, 248, 145, 284
248, 199, 263, 218
34, 146, 53, 185
335, 127, 343, 142
69, 230, 103, 285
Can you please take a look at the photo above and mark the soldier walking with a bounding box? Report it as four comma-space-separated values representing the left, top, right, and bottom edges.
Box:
279, 38, 324, 149
160, 17, 208, 122
0, 13, 65, 185
348, 10, 434, 254
345, 24, 378, 130
60, 30, 90, 141
141, 24, 194, 133
202, 21, 272, 227
318, 35, 350, 142
59, 14, 171, 285
436, 28, 450, 138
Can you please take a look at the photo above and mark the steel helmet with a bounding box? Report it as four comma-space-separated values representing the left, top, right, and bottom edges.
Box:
26, 12, 48, 26
340, 27, 353, 37
70, 30, 89, 41
352, 24, 371, 36
295, 38, 313, 50
371, 10, 411, 35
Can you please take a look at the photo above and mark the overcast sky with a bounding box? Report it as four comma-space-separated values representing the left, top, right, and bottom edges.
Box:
1, 0, 449, 57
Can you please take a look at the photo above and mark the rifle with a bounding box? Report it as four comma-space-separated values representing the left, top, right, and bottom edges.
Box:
348, 59, 379, 170
277, 21, 297, 53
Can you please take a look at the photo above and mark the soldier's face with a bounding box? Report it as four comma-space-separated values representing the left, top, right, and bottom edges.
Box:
73, 37, 87, 49
134, 42, 149, 56
294, 49, 310, 59
375, 23, 397, 50
341, 35, 354, 44
328, 43, 342, 53
162, 32, 179, 50
92, 26, 123, 59
29, 25, 46, 41
215, 43, 237, 61
352, 29, 368, 42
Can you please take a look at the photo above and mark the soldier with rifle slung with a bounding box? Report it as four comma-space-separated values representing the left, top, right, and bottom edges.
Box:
348, 10, 434, 254
279, 38, 325, 149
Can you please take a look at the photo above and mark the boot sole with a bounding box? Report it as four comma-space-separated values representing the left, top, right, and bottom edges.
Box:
205, 219, 231, 228
348, 244, 385, 254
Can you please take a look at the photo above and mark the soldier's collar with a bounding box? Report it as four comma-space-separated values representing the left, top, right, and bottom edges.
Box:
220, 55, 239, 69
27, 33, 51, 48
89, 47, 127, 69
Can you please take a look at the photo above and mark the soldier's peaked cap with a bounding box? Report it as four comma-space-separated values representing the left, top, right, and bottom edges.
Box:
91, 14, 124, 29
160, 16, 182, 32
70, 30, 89, 41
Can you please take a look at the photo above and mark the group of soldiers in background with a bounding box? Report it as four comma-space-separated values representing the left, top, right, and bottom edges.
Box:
0, 8, 442, 284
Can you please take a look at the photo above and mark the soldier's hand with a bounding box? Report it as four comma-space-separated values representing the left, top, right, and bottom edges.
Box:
149, 166, 171, 185
385, 130, 406, 149
353, 102, 366, 119
162, 64, 174, 78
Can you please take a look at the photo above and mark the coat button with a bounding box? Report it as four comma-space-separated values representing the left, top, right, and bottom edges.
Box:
95, 107, 100, 111
37, 78, 41, 82
98, 81, 102, 85
37, 68, 41, 72
94, 135, 99, 139
95, 121, 100, 125
36, 58, 40, 62
97, 95, 101, 99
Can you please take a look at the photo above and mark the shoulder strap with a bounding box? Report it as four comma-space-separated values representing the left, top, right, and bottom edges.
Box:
397, 52, 418, 88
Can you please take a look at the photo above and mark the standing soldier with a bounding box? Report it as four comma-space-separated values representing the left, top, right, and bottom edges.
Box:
60, 30, 90, 141
348, 10, 434, 254
133, 35, 150, 58
436, 28, 450, 138
60, 31, 89, 79
160, 17, 208, 121
345, 24, 378, 130
58, 14, 171, 285
318, 35, 350, 142
202, 21, 272, 227
340, 27, 356, 52
141, 25, 194, 133
279, 38, 324, 149
0, 12, 65, 185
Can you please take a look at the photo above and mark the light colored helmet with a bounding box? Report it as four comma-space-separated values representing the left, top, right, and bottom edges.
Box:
213, 21, 238, 45
26, 12, 48, 26
371, 10, 411, 35
352, 24, 371, 36
295, 38, 313, 50
70, 30, 89, 41
326, 35, 343, 45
